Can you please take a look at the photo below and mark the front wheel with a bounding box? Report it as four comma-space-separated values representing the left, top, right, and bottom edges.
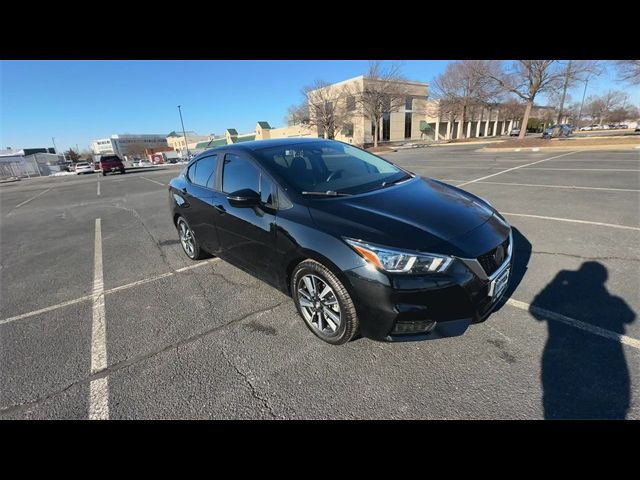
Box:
291, 259, 359, 345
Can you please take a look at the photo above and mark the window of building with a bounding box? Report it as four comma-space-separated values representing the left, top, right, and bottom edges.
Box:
346, 96, 356, 112
342, 123, 354, 137
222, 154, 259, 194
405, 97, 413, 111
382, 112, 391, 141
405, 112, 412, 139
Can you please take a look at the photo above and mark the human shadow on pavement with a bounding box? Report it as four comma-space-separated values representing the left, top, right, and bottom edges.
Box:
530, 262, 635, 419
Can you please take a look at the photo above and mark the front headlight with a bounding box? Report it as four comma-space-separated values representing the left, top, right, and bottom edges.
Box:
344, 238, 452, 274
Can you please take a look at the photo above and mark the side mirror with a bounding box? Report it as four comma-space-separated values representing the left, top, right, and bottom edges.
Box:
228, 188, 260, 208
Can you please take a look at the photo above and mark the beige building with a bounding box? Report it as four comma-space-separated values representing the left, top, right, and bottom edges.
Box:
91, 134, 168, 160
167, 131, 212, 155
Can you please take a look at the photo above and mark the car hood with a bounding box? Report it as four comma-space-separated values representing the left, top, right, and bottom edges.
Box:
307, 176, 504, 257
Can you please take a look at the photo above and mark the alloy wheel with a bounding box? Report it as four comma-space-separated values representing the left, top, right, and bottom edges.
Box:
297, 274, 341, 335
178, 219, 195, 257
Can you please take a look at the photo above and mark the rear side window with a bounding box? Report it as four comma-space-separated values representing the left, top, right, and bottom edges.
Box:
187, 155, 218, 188
222, 154, 259, 194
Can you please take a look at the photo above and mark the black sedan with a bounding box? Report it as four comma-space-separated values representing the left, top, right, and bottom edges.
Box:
168, 138, 513, 345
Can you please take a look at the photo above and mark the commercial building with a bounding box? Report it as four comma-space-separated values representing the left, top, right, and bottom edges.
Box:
91, 134, 168, 161
166, 131, 212, 156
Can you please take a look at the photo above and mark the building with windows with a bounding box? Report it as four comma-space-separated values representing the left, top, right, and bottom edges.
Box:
91, 134, 168, 160
298, 75, 561, 145
166, 131, 212, 156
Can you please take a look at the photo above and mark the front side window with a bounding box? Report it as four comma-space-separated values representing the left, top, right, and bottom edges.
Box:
222, 153, 259, 194
260, 174, 276, 207
255, 141, 407, 195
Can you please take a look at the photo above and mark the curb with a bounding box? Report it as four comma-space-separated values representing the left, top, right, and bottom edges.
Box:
481, 144, 640, 153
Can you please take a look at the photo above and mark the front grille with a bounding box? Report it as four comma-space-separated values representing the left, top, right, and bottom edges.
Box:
477, 237, 510, 276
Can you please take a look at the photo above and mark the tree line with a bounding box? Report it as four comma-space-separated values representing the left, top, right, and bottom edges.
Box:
287, 60, 639, 145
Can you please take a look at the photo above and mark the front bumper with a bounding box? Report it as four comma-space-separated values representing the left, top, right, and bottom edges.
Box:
344, 237, 513, 342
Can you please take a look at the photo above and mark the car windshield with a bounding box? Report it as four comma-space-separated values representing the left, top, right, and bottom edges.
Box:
254, 141, 408, 195
76, 162, 88, 167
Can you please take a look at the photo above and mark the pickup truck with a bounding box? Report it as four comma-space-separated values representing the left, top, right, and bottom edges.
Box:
98, 155, 126, 176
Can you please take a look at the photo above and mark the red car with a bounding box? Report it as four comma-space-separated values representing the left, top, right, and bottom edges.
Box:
98, 155, 126, 176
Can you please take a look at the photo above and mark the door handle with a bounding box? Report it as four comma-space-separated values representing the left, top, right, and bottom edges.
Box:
214, 204, 226, 214
181, 187, 188, 194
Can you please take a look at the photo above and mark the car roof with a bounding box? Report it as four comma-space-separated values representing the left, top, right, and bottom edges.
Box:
196, 137, 338, 158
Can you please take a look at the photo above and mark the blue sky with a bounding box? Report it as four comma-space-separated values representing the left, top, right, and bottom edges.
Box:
1, 60, 636, 153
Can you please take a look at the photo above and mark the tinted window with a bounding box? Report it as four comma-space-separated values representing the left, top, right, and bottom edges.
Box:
254, 141, 404, 195
260, 174, 275, 207
222, 154, 259, 194
188, 155, 218, 188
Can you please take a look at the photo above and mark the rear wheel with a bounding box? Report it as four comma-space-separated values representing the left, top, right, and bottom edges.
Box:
120, 168, 126, 174
176, 216, 208, 260
102, 171, 106, 176
291, 260, 359, 345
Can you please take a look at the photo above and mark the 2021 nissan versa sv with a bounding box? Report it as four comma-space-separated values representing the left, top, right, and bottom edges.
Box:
169, 138, 512, 345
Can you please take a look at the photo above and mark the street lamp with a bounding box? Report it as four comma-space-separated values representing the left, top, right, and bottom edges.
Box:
177, 105, 191, 160
577, 74, 590, 129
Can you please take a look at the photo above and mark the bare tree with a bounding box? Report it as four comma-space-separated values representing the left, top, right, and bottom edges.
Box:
585, 90, 631, 124
614, 60, 640, 85
554, 60, 602, 124
347, 61, 412, 147
286, 101, 310, 126
303, 80, 351, 139
481, 60, 566, 139
432, 60, 499, 139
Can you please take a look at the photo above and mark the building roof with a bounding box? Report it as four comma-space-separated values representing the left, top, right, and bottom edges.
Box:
231, 135, 256, 143
226, 128, 239, 136
167, 130, 197, 137
257, 121, 271, 129
196, 138, 227, 149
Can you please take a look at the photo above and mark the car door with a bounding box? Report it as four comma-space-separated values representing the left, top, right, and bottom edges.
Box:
211, 152, 277, 283
177, 154, 220, 253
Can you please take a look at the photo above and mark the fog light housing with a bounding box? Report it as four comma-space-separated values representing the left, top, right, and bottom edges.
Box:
391, 320, 435, 335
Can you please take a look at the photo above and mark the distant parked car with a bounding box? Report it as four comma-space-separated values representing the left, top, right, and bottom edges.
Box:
542, 124, 572, 139
75, 162, 94, 175
98, 155, 126, 176
635, 125, 640, 132
509, 128, 521, 136
619, 124, 628, 129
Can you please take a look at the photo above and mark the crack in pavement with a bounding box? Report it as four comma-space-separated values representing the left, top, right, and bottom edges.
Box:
519, 247, 640, 263
220, 347, 277, 419
0, 300, 287, 417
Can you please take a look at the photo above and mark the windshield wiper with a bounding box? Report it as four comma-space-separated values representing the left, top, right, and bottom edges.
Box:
381, 173, 413, 187
301, 190, 351, 197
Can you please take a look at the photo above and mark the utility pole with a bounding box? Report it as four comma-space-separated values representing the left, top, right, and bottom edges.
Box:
177, 105, 191, 160
556, 60, 572, 125
577, 74, 590, 129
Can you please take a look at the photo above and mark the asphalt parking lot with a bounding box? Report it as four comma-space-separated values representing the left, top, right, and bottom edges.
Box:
1, 145, 639, 419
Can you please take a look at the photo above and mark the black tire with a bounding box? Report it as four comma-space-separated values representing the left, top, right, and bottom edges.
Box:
120, 169, 126, 174
291, 259, 359, 345
176, 216, 208, 260
102, 171, 106, 176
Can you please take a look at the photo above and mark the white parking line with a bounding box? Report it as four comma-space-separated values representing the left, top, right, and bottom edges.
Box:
456, 151, 578, 187
523, 167, 640, 172
97, 180, 101, 196
89, 218, 109, 420
0, 258, 220, 326
502, 212, 640, 231
13, 188, 51, 209
141, 176, 166, 186
507, 299, 640, 350
475, 181, 640, 193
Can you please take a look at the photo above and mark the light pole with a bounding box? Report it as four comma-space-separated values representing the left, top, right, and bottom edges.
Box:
577, 74, 590, 129
52, 136, 67, 162
177, 105, 191, 160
